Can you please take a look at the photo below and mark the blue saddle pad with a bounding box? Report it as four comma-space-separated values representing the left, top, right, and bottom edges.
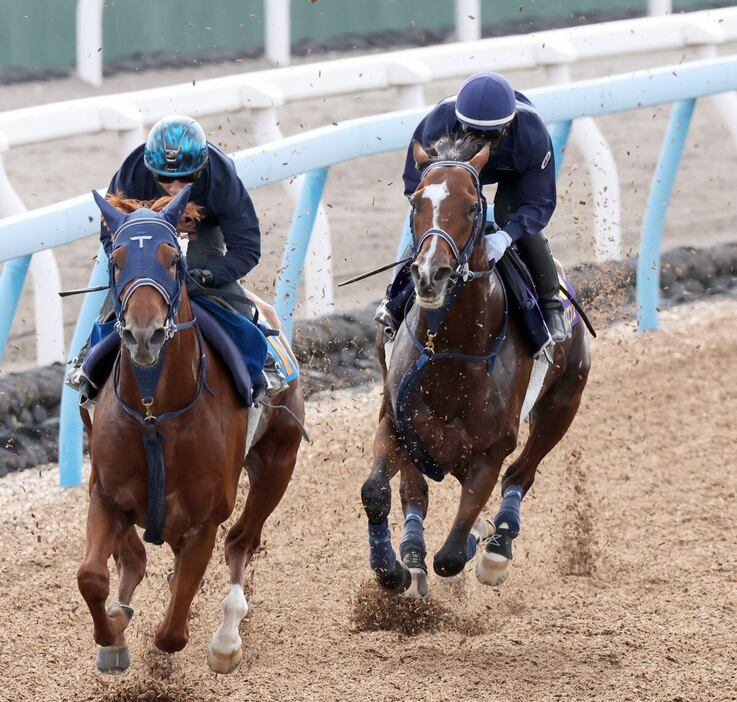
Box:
83, 298, 280, 407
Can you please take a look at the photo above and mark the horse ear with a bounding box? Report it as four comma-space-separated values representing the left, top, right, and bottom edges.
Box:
412, 141, 432, 169
161, 184, 192, 229
92, 190, 126, 234
469, 143, 491, 172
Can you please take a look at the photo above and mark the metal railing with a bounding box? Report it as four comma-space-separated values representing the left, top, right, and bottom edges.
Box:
2, 8, 737, 366
0, 56, 734, 484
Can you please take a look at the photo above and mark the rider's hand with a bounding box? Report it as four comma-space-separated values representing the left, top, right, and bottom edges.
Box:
484, 230, 513, 264
189, 268, 214, 286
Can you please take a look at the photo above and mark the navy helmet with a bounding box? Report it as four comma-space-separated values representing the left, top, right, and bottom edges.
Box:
455, 72, 516, 130
144, 115, 208, 177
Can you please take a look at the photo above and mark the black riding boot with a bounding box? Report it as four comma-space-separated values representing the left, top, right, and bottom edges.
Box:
515, 232, 570, 342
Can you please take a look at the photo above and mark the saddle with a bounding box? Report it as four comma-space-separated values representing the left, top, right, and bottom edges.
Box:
83, 294, 298, 407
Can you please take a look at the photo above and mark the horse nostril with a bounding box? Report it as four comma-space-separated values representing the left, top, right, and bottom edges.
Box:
150, 328, 166, 347
410, 263, 420, 282
433, 266, 453, 284
121, 329, 136, 346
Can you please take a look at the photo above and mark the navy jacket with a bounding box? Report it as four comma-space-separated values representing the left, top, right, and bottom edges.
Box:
102, 143, 261, 286
402, 92, 555, 241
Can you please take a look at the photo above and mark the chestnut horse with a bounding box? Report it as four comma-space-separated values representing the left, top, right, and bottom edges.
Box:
361, 139, 590, 597
76, 186, 304, 673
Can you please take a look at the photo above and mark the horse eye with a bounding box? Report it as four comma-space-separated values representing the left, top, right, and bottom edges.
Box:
170, 257, 179, 268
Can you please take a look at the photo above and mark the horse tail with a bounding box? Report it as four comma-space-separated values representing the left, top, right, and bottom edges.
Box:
142, 427, 166, 545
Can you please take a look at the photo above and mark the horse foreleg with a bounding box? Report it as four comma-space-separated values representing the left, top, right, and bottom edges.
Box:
155, 524, 217, 654
208, 414, 300, 674
435, 450, 507, 578
113, 526, 147, 607
77, 484, 132, 672
361, 417, 411, 595
398, 464, 429, 598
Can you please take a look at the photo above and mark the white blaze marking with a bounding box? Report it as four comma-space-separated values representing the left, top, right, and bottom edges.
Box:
130, 235, 152, 248
418, 181, 449, 280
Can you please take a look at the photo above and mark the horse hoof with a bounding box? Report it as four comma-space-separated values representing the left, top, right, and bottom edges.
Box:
377, 560, 412, 595
400, 567, 429, 599
207, 642, 243, 674
475, 551, 510, 587
96, 644, 131, 673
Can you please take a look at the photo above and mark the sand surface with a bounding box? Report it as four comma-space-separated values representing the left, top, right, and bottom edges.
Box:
2, 43, 737, 366
0, 298, 735, 701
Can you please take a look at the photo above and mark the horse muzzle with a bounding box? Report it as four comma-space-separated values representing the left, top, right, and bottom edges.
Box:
411, 262, 453, 309
121, 324, 167, 367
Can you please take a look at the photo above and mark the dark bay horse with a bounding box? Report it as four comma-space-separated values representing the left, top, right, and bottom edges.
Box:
76, 187, 304, 673
361, 139, 590, 598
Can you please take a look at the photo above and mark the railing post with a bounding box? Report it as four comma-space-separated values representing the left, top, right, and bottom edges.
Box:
58, 244, 109, 487
76, 0, 104, 87
275, 168, 329, 342
548, 121, 572, 179
637, 98, 696, 332
0, 133, 65, 365
648, 0, 671, 16
265, 0, 291, 67
455, 0, 481, 42
252, 104, 334, 319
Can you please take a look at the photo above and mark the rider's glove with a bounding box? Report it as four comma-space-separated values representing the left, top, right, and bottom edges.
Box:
484, 230, 513, 264
189, 268, 214, 286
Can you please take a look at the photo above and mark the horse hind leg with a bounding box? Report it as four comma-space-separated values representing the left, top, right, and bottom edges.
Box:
478, 336, 590, 587
77, 486, 133, 673
208, 404, 301, 674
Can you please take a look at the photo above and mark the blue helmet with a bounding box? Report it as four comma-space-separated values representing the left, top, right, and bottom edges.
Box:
455, 72, 516, 130
144, 115, 208, 177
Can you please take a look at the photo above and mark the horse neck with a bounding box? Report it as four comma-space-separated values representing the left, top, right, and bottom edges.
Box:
118, 292, 201, 414
419, 243, 504, 356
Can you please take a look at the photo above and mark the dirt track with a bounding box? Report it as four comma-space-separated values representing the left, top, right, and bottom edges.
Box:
0, 297, 735, 702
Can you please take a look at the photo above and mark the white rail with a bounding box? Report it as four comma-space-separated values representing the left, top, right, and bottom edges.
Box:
5, 8, 737, 364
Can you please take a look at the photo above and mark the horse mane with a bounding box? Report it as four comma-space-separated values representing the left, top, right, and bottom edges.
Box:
416, 133, 485, 170
106, 193, 204, 236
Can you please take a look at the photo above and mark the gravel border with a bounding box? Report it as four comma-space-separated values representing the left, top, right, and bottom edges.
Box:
1, 240, 735, 475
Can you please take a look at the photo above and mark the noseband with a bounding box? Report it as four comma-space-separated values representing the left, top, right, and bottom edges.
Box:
411, 160, 493, 283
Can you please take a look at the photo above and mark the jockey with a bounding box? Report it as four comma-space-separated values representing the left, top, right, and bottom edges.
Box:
66, 115, 284, 399
376, 71, 570, 343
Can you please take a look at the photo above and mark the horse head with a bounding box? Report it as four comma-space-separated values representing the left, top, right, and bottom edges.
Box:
409, 140, 490, 308
92, 186, 192, 367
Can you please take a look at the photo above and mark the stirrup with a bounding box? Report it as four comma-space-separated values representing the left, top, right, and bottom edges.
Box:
374, 300, 400, 339
261, 359, 288, 399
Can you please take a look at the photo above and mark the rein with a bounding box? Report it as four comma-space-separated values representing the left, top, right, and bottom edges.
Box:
394, 159, 508, 482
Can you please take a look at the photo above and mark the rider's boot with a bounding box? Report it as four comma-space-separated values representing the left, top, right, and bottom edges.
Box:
516, 232, 570, 343
65, 342, 98, 406
374, 282, 414, 339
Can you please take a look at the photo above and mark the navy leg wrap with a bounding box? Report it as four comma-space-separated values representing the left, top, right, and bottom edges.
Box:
368, 519, 396, 575
399, 506, 426, 560
465, 532, 481, 562
493, 485, 523, 535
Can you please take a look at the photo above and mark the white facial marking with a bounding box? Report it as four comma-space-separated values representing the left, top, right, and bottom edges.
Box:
422, 181, 450, 229
418, 180, 449, 282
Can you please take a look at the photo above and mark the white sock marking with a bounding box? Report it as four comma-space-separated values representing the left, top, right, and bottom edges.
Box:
210, 584, 248, 656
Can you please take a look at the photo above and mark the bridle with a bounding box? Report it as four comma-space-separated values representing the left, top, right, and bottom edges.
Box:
410, 160, 494, 284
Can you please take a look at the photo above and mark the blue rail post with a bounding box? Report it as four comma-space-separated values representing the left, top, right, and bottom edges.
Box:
548, 120, 573, 179
0, 255, 31, 362
58, 246, 109, 487
274, 168, 329, 342
637, 98, 696, 332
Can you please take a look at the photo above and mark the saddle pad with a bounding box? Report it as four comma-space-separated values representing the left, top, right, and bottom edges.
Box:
265, 331, 299, 383
558, 270, 580, 330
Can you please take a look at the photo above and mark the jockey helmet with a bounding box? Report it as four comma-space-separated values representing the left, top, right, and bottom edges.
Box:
455, 72, 516, 130
144, 115, 209, 178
